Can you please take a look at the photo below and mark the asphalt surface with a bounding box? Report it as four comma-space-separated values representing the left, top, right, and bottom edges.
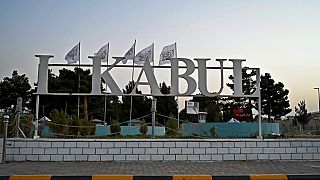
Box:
0, 161, 319, 176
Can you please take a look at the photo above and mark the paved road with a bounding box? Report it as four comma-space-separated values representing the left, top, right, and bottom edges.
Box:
0, 161, 319, 176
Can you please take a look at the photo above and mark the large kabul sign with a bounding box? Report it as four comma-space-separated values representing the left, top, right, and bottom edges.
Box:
35, 55, 260, 98
33, 54, 263, 139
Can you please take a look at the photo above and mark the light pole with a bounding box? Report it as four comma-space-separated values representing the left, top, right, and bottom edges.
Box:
314, 87, 320, 113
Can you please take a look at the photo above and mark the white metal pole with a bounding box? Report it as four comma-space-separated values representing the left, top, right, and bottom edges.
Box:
78, 42, 81, 119
175, 42, 180, 128
129, 40, 136, 126
104, 95, 107, 125
256, 68, 262, 139
258, 93, 262, 139
16, 112, 20, 138
2, 115, 9, 163
104, 51, 109, 126
177, 97, 180, 128
34, 95, 40, 139
129, 96, 133, 126
151, 98, 157, 138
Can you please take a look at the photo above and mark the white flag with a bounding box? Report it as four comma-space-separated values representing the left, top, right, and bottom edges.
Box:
65, 43, 80, 64
97, 43, 109, 62
134, 43, 154, 65
123, 41, 136, 64
159, 43, 177, 65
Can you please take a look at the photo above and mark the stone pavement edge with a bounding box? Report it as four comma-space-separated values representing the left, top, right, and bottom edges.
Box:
0, 161, 320, 179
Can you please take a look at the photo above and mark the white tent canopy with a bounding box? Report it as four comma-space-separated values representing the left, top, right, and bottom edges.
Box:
39, 116, 51, 122
227, 118, 240, 123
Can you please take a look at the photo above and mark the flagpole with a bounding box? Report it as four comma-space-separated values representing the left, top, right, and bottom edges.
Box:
78, 42, 80, 119
129, 40, 136, 126
175, 42, 180, 128
104, 43, 109, 125
152, 43, 155, 72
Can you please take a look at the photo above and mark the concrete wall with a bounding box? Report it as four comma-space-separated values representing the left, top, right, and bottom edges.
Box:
42, 125, 166, 137
5, 138, 320, 161
181, 123, 279, 138
95, 125, 165, 136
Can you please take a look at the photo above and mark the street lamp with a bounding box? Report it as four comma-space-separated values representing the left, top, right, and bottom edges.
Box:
314, 87, 320, 113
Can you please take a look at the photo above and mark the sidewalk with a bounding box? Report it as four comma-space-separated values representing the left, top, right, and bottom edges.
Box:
0, 161, 319, 177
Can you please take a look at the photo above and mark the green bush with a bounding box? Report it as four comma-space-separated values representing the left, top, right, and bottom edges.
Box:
49, 109, 70, 135
78, 117, 96, 136
47, 110, 96, 137
165, 115, 178, 136
20, 114, 33, 138
66, 115, 80, 136
110, 120, 121, 135
140, 119, 148, 135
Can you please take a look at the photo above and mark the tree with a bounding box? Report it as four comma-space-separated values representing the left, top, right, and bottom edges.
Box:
122, 81, 151, 120
220, 98, 236, 122
48, 109, 70, 135
192, 96, 222, 122
295, 100, 310, 130
226, 68, 256, 121
35, 68, 107, 120
227, 70, 291, 122
0, 70, 32, 111
260, 73, 291, 122
227, 68, 257, 96
155, 82, 178, 125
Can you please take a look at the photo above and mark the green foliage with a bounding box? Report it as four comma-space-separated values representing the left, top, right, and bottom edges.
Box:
207, 104, 223, 122
68, 115, 95, 136
122, 81, 151, 120
222, 107, 234, 122
260, 73, 291, 122
32, 70, 179, 124
295, 100, 311, 130
227, 68, 256, 120
155, 82, 178, 125
19, 114, 34, 138
110, 120, 121, 135
45, 109, 96, 137
67, 115, 80, 135
192, 96, 222, 122
34, 68, 107, 121
140, 119, 148, 135
78, 118, 96, 136
165, 114, 178, 136
312, 130, 320, 136
210, 127, 216, 138
49, 109, 70, 135
0, 70, 32, 111
227, 71, 291, 122
227, 68, 257, 95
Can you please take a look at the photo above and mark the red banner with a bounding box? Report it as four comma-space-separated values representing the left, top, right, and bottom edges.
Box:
233, 108, 252, 122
